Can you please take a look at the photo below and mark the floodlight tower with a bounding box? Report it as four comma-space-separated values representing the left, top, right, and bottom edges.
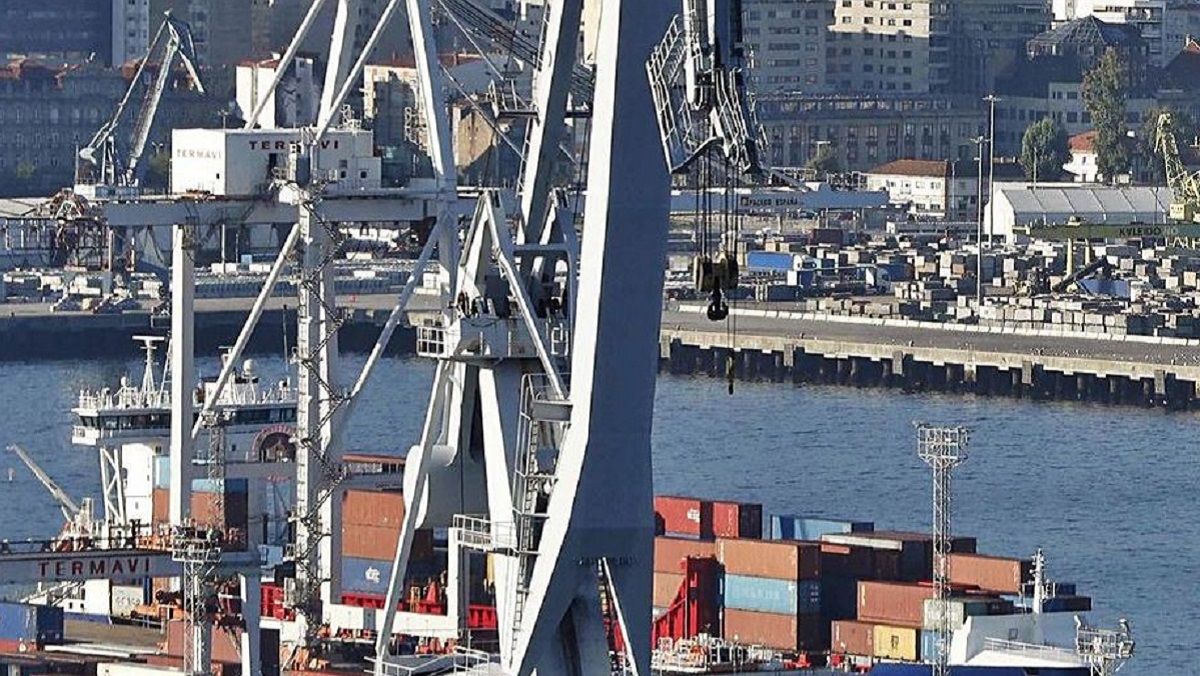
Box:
916, 423, 971, 676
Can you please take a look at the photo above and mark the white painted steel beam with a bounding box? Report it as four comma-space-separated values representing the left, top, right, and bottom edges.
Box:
245, 0, 332, 129
518, 0, 584, 241
169, 224, 195, 527
509, 0, 673, 672
190, 222, 302, 441
320, 0, 363, 122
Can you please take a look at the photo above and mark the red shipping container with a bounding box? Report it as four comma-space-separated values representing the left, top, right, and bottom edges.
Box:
857, 581, 934, 628
710, 500, 762, 539
723, 609, 827, 652
344, 489, 406, 528
718, 538, 820, 580
654, 537, 718, 573
949, 553, 1032, 595
655, 496, 713, 538
653, 572, 684, 608
830, 619, 875, 657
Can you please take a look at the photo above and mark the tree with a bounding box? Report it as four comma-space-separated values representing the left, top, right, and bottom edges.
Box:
1019, 118, 1070, 182
805, 144, 839, 177
1139, 105, 1198, 183
13, 161, 35, 180
1082, 49, 1130, 182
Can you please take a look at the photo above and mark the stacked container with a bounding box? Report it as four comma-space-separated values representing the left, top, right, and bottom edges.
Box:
190, 478, 249, 533
340, 488, 435, 602
0, 602, 63, 651
718, 538, 825, 652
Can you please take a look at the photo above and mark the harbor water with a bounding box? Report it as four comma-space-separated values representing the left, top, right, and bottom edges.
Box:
0, 355, 1192, 675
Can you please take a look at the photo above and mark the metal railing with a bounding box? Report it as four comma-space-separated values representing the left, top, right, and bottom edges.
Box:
982, 638, 1082, 664
77, 381, 295, 412
452, 514, 517, 552
373, 646, 496, 675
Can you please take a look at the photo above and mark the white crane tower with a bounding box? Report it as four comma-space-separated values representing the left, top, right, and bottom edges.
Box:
916, 423, 971, 676
160, 0, 759, 673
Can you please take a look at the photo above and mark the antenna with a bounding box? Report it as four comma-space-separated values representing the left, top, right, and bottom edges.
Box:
133, 335, 166, 394
916, 422, 971, 676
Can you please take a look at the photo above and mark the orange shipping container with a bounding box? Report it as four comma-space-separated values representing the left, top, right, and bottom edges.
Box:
342, 524, 434, 561
152, 488, 169, 524
830, 619, 875, 657
166, 620, 241, 664
653, 572, 684, 608
949, 553, 1031, 595
857, 581, 933, 628
723, 609, 827, 652
343, 489, 406, 528
654, 537, 718, 573
718, 538, 820, 580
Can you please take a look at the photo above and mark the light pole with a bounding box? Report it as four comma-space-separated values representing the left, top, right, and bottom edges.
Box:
971, 135, 986, 306
983, 94, 1001, 245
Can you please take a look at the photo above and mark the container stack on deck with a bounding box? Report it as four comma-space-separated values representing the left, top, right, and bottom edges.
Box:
653, 495, 1093, 668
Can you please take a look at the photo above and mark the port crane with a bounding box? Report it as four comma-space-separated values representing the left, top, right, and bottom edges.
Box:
1156, 111, 1200, 224
6, 444, 95, 533
75, 11, 204, 194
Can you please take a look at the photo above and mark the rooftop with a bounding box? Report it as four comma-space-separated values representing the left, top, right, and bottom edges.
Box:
1069, 130, 1097, 153
867, 159, 952, 179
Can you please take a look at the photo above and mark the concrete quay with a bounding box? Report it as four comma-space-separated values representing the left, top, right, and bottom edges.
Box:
659, 305, 1200, 409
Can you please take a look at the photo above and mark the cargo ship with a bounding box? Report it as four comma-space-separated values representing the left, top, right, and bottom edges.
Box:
0, 340, 1130, 676
647, 496, 1132, 675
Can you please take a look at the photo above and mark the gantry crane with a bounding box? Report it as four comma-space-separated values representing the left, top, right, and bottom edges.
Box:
75, 11, 204, 193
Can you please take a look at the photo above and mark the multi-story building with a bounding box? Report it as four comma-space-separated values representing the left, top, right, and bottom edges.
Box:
741, 0, 833, 94
994, 16, 1154, 155
1078, 0, 1200, 67
827, 0, 1048, 95
755, 93, 986, 172
112, 0, 152, 67
0, 60, 219, 197
0, 1, 112, 66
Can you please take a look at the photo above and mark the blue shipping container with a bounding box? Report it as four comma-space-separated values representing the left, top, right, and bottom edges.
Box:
921, 630, 936, 663
723, 574, 819, 615
770, 515, 874, 541
819, 575, 857, 620
746, 251, 796, 272
153, 456, 171, 489
341, 557, 393, 595
0, 602, 64, 643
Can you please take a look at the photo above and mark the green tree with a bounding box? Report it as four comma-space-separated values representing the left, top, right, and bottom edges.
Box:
1082, 49, 1130, 181
1139, 105, 1198, 182
13, 161, 35, 180
805, 144, 839, 177
1019, 118, 1071, 181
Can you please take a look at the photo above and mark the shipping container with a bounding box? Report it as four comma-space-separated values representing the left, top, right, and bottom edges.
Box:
921, 597, 1014, 630
711, 500, 762, 539
724, 575, 820, 615
166, 620, 241, 663
830, 619, 874, 656
152, 488, 169, 524
342, 525, 434, 562
746, 250, 798, 272
920, 630, 937, 663
723, 609, 827, 652
857, 581, 933, 628
343, 489, 406, 529
341, 557, 393, 595
771, 515, 872, 541
1043, 595, 1092, 612
824, 532, 974, 580
654, 537, 718, 573
153, 455, 171, 489
819, 542, 875, 579
655, 496, 713, 539
873, 624, 920, 661
949, 553, 1032, 595
653, 572, 684, 608
0, 603, 62, 644
820, 575, 858, 620
718, 538, 820, 580
191, 478, 248, 494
